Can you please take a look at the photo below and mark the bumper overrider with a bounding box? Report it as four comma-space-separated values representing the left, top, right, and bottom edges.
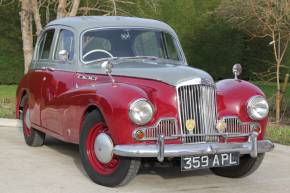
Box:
113, 132, 274, 162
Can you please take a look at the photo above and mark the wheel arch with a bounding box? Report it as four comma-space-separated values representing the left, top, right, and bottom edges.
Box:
79, 104, 104, 138
16, 89, 28, 119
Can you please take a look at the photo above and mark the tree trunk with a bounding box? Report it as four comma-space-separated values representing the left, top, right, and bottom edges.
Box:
20, 0, 33, 73
69, 0, 80, 16
275, 90, 281, 124
275, 61, 281, 125
31, 0, 42, 35
57, 0, 67, 19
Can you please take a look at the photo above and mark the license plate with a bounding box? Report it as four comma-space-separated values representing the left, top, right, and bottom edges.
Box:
181, 152, 240, 171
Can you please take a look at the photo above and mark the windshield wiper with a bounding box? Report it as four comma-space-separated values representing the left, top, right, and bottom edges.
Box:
134, 56, 159, 60
83, 56, 181, 66
83, 57, 120, 65
83, 56, 159, 65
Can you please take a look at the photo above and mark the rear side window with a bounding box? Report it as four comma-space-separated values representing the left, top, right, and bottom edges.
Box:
55, 29, 75, 61
38, 29, 55, 60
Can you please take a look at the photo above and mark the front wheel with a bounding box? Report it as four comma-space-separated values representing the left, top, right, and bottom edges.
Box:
79, 110, 140, 187
210, 153, 265, 178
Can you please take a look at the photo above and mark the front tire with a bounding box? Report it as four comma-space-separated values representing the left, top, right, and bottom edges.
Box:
210, 153, 265, 178
79, 110, 141, 187
21, 96, 45, 147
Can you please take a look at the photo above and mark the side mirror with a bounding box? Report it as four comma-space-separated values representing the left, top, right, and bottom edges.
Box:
232, 63, 242, 80
101, 61, 115, 83
58, 50, 69, 61
101, 61, 113, 74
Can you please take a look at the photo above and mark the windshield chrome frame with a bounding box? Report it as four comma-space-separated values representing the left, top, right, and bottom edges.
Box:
79, 27, 187, 65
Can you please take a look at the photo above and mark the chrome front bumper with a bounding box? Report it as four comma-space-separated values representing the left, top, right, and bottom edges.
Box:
113, 132, 274, 162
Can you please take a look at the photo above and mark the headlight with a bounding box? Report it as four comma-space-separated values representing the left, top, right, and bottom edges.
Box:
247, 95, 269, 120
129, 99, 154, 125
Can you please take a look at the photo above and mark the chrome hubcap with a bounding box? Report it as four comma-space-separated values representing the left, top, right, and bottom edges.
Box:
94, 133, 114, 164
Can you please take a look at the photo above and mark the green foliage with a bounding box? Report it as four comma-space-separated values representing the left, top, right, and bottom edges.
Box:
0, 3, 24, 84
152, 0, 245, 80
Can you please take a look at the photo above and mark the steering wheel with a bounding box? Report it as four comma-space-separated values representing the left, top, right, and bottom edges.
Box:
83, 49, 114, 61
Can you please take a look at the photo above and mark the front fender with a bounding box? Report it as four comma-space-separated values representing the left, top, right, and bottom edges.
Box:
216, 79, 268, 140
60, 82, 150, 144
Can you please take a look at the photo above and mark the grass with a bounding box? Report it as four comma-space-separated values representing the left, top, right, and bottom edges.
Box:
266, 125, 290, 146
0, 85, 17, 118
0, 82, 289, 145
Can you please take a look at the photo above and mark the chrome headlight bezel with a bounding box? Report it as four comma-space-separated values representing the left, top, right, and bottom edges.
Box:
247, 95, 269, 120
129, 99, 154, 125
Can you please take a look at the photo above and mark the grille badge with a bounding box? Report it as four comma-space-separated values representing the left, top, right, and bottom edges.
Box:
185, 119, 196, 132
216, 120, 227, 133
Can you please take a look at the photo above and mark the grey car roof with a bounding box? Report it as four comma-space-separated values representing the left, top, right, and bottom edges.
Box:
47, 16, 177, 34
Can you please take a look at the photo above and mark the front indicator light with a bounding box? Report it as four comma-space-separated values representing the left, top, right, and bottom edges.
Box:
134, 130, 145, 140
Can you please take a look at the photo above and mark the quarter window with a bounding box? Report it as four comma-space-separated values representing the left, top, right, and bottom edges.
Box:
38, 29, 55, 60
55, 29, 75, 61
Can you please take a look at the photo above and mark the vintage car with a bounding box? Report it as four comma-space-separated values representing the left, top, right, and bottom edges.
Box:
16, 16, 274, 187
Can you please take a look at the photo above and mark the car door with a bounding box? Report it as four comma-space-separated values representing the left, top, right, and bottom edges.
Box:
40, 27, 76, 136
28, 28, 55, 127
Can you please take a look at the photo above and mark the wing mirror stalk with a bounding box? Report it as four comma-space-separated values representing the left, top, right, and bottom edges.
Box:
101, 61, 115, 84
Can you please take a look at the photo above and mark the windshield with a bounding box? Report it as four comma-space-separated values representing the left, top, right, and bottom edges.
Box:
81, 28, 182, 63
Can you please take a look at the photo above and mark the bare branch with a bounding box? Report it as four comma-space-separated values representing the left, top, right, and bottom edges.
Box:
31, 0, 42, 35
217, 0, 290, 124
69, 0, 80, 16
57, 0, 67, 19
111, 0, 117, 15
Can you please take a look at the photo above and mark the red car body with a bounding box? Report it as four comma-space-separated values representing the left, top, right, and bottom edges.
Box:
16, 16, 274, 187
16, 73, 267, 144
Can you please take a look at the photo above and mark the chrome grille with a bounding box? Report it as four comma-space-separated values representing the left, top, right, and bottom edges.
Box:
134, 118, 178, 141
177, 83, 218, 143
223, 117, 258, 134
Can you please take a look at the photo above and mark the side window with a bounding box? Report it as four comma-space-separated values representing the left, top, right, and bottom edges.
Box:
55, 29, 75, 61
38, 29, 55, 60
163, 33, 179, 60
133, 32, 164, 58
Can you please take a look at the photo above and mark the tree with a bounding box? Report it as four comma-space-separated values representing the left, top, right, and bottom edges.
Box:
217, 0, 290, 124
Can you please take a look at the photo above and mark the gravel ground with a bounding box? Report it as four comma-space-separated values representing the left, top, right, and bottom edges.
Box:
0, 126, 289, 193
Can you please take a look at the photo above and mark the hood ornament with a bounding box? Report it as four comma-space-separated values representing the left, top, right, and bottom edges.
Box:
101, 61, 115, 84
232, 63, 242, 80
